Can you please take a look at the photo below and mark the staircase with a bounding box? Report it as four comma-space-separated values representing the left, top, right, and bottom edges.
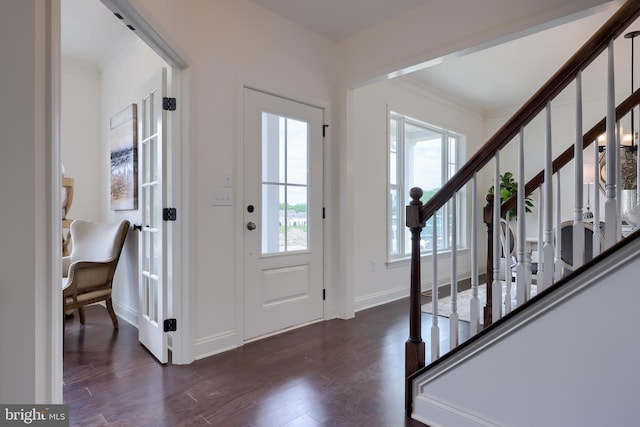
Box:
405, 1, 640, 424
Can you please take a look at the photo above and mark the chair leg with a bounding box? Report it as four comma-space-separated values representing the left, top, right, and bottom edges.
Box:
106, 298, 119, 329
78, 307, 85, 324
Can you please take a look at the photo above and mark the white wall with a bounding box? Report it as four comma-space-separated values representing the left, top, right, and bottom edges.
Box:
351, 78, 487, 310
0, 0, 55, 403
129, 0, 338, 358
61, 57, 102, 222
100, 38, 170, 325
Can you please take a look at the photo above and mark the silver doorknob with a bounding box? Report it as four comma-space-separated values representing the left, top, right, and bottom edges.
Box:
246, 221, 257, 230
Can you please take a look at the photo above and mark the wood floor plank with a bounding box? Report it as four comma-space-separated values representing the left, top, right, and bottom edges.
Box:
64, 298, 458, 426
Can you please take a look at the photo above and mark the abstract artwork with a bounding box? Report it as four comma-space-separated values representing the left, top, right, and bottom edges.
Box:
110, 104, 138, 210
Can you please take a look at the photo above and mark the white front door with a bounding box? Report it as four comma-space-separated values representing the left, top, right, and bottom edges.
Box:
138, 69, 169, 363
243, 88, 324, 340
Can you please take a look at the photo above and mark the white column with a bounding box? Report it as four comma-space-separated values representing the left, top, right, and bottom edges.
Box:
470, 174, 480, 336
492, 154, 502, 322
516, 128, 527, 306
573, 71, 585, 269
605, 40, 617, 248
541, 102, 555, 290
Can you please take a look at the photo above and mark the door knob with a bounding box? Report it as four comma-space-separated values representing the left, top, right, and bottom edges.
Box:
246, 221, 257, 230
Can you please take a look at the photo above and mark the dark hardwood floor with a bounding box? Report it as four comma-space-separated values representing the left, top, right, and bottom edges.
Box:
64, 297, 468, 426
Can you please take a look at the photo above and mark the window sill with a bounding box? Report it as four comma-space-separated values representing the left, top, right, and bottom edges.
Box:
385, 247, 470, 269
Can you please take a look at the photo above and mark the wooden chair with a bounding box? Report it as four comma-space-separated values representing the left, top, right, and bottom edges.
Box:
62, 219, 130, 328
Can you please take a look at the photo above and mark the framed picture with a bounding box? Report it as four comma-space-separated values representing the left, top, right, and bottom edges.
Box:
110, 104, 138, 210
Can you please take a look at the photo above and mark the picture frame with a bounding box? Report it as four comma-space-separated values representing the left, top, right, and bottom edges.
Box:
110, 104, 138, 210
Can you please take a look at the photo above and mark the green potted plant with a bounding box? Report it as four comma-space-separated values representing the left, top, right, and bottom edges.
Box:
488, 171, 534, 220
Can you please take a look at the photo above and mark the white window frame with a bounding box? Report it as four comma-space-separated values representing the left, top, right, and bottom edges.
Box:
388, 110, 465, 261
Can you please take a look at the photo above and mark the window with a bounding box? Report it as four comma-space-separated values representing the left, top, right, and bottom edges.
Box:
388, 111, 464, 260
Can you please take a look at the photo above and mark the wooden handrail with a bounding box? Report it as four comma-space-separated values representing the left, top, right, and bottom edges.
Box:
418, 0, 640, 223
500, 87, 640, 216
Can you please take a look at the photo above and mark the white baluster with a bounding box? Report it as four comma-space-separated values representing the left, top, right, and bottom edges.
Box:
574, 71, 585, 269
516, 128, 527, 306
616, 121, 622, 240
541, 102, 555, 290
431, 214, 439, 361
536, 187, 543, 297
554, 172, 563, 281
493, 154, 502, 323
504, 211, 512, 315
470, 174, 480, 336
637, 106, 640, 230
605, 40, 617, 248
593, 143, 601, 256
449, 195, 458, 348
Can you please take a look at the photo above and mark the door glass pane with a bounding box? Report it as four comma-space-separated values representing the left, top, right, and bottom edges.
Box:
262, 183, 282, 254
286, 186, 308, 251
261, 112, 310, 255
287, 118, 308, 185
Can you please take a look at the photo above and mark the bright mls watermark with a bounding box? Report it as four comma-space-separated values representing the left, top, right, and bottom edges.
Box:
1, 405, 69, 426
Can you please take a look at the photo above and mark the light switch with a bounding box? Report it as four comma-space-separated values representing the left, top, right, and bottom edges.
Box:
224, 173, 232, 188
213, 189, 232, 206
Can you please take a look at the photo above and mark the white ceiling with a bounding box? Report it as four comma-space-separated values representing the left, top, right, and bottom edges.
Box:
61, 0, 137, 68
61, 0, 632, 115
249, 0, 431, 41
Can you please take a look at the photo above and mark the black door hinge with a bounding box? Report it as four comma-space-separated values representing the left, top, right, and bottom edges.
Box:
163, 97, 177, 111
323, 207, 326, 219
163, 207, 177, 221
323, 289, 326, 300
323, 124, 329, 137
164, 318, 177, 332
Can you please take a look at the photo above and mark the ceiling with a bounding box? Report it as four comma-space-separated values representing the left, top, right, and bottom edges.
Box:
61, 0, 629, 114
248, 0, 431, 41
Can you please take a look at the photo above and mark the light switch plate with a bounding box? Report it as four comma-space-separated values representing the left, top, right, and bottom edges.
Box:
213, 189, 232, 206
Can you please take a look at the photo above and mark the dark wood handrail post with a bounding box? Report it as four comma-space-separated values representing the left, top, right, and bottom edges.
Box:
484, 194, 495, 326
405, 187, 426, 415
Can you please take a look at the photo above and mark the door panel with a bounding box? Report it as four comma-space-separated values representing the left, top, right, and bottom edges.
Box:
138, 68, 168, 363
243, 88, 324, 340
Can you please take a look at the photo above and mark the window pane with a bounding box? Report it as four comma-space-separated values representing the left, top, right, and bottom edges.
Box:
406, 123, 442, 195
286, 186, 308, 251
287, 118, 308, 185
389, 188, 400, 255
390, 117, 398, 186
262, 112, 283, 183
262, 183, 283, 254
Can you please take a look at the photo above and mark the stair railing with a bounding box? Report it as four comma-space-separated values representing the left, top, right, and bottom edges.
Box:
406, 0, 640, 413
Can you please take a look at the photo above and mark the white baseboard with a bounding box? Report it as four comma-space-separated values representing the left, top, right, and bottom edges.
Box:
354, 284, 408, 312
194, 330, 239, 360
412, 395, 497, 427
354, 274, 473, 313
112, 300, 138, 328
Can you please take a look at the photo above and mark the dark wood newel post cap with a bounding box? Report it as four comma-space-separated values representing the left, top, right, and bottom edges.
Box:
410, 187, 423, 204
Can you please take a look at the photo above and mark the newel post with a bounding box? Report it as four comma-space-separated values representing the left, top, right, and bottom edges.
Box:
405, 187, 425, 414
483, 193, 494, 326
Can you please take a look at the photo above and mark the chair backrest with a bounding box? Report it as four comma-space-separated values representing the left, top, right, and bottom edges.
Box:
499, 218, 516, 259
69, 220, 130, 263
558, 220, 604, 269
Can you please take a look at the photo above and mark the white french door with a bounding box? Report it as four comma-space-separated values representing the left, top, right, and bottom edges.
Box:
138, 68, 168, 363
243, 88, 324, 340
